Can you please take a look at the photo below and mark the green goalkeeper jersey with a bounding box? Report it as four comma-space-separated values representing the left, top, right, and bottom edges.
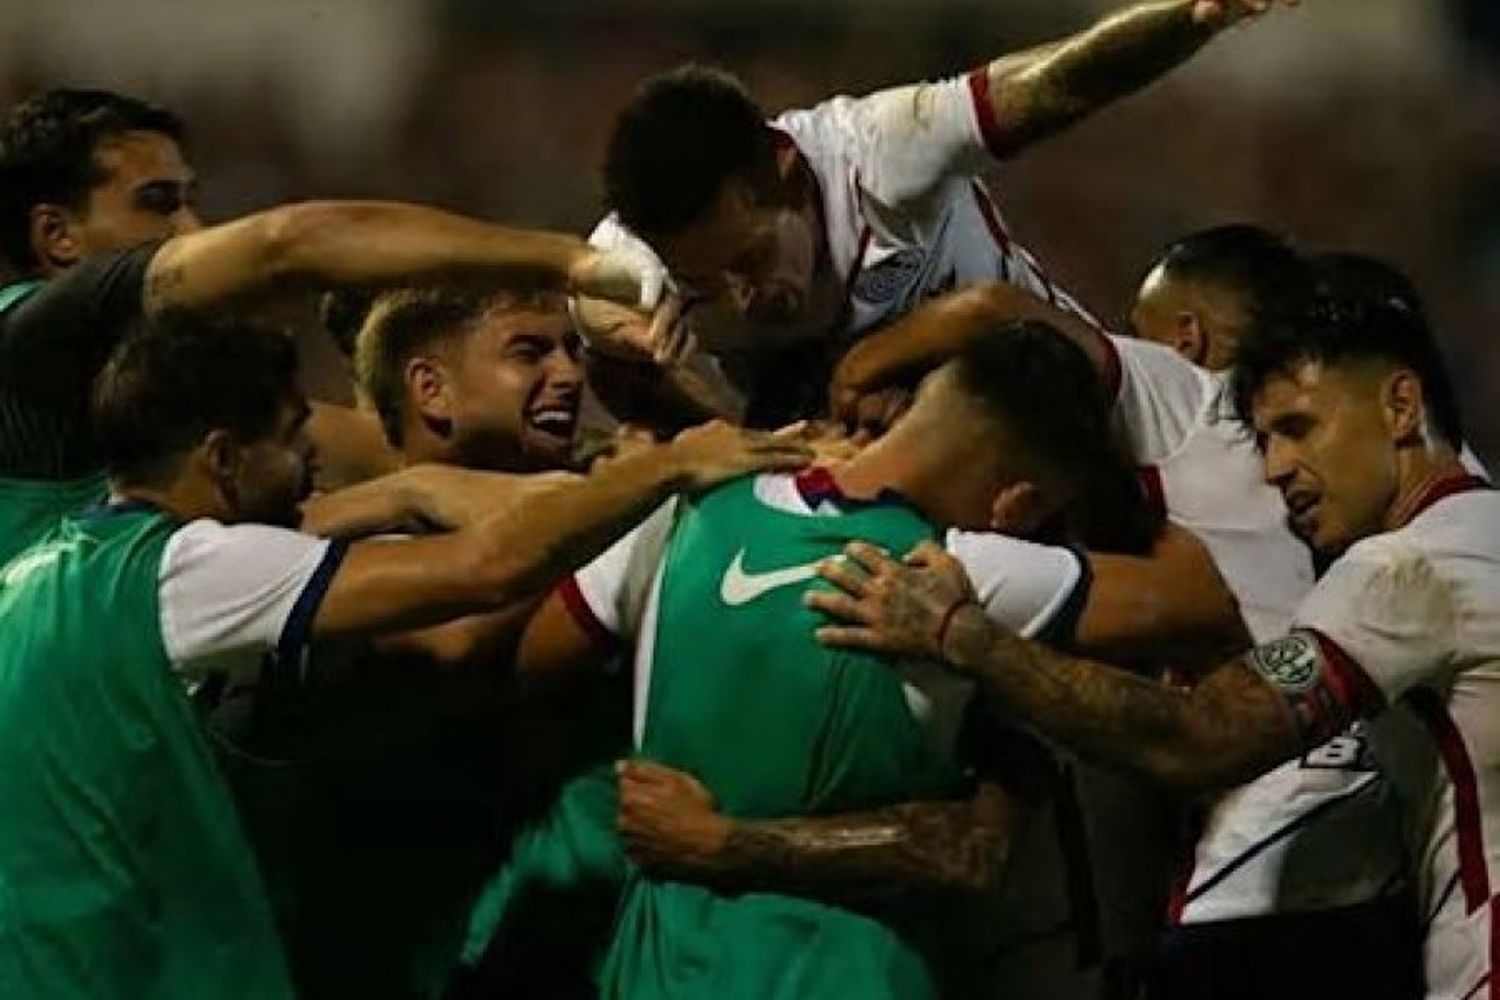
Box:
597, 475, 970, 999
0, 501, 343, 999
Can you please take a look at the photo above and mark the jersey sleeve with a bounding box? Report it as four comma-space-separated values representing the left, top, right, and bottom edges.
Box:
1, 242, 160, 366
1291, 536, 1460, 707
946, 529, 1087, 641
561, 498, 678, 647
1105, 336, 1217, 464
785, 74, 996, 212
157, 519, 347, 683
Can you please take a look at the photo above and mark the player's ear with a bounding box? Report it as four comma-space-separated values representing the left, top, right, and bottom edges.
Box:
1380, 368, 1426, 446
1172, 311, 1208, 367
990, 481, 1050, 537
200, 428, 244, 509
29, 203, 83, 271
407, 356, 454, 427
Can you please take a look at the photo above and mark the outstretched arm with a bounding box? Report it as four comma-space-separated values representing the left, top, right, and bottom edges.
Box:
140, 200, 661, 318
830, 281, 1111, 424
976, 0, 1296, 158
309, 423, 809, 640
807, 541, 1322, 796
616, 760, 1016, 899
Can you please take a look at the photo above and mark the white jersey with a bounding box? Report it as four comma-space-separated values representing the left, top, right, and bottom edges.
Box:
589, 70, 1096, 362
563, 470, 1083, 749
1292, 478, 1500, 1000
1106, 335, 1410, 925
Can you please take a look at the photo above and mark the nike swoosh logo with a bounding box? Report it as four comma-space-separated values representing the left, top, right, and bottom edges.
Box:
719, 548, 821, 606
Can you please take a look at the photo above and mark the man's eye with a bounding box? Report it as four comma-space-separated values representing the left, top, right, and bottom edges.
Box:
136, 186, 183, 216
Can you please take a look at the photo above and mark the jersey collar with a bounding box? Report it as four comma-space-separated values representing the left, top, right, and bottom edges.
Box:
792, 466, 912, 511
1391, 464, 1492, 529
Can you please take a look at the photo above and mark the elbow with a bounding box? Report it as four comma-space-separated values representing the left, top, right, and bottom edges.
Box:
256, 200, 365, 283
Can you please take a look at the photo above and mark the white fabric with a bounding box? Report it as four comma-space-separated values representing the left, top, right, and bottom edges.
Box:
571, 473, 1081, 749
157, 518, 334, 683
586, 74, 1095, 362
1293, 489, 1500, 1000
1106, 336, 1409, 924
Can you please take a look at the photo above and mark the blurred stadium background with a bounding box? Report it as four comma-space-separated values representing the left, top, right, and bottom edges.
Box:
4, 0, 1496, 458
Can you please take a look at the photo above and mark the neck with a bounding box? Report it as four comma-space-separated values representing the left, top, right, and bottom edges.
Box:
1383, 443, 1470, 531
834, 425, 982, 529
109, 476, 223, 523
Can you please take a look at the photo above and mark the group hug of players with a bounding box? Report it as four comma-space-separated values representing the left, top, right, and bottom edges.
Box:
2, 1, 1495, 998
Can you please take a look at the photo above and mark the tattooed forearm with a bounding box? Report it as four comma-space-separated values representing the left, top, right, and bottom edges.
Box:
987, 0, 1212, 155
943, 605, 1304, 795
143, 260, 190, 316
683, 784, 1013, 900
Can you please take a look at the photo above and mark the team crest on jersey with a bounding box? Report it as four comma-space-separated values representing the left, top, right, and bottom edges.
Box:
1248, 632, 1323, 693
854, 247, 926, 305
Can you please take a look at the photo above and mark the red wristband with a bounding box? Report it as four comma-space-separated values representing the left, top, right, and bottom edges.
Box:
934, 598, 971, 658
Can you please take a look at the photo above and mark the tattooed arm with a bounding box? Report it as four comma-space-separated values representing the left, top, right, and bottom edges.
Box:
617, 760, 1018, 899
977, 0, 1296, 158
807, 541, 1328, 797
140, 201, 664, 318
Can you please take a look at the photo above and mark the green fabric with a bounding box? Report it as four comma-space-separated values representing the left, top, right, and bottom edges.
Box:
0, 279, 39, 314
599, 477, 965, 1000
0, 282, 105, 567
456, 669, 633, 995
0, 508, 293, 1000
0, 471, 107, 568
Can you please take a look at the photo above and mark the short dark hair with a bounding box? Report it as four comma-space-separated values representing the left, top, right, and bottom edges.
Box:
0, 89, 185, 273
320, 288, 379, 359
951, 321, 1158, 554
1231, 288, 1465, 450
604, 64, 779, 236
1306, 250, 1426, 318
94, 316, 298, 486
1155, 223, 1307, 332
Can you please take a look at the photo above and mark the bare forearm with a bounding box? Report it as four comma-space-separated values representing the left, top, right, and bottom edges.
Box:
685, 791, 1012, 899
944, 606, 1293, 794
466, 447, 686, 605
987, 0, 1212, 155
840, 282, 1106, 397
145, 201, 592, 315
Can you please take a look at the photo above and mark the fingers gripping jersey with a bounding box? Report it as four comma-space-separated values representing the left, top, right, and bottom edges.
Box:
566, 472, 1083, 999
1292, 479, 1500, 1000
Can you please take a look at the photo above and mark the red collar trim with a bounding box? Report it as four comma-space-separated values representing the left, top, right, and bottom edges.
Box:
792, 467, 910, 511
1394, 469, 1492, 529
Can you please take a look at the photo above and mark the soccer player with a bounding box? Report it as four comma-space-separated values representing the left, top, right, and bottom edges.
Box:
581, 0, 1301, 424
1128, 223, 1306, 371
810, 290, 1495, 1000
0, 87, 662, 565
514, 321, 1249, 998
827, 257, 1443, 996
0, 312, 807, 1000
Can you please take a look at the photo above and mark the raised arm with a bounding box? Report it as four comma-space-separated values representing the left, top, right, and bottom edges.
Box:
309, 423, 808, 640
830, 281, 1111, 424
808, 541, 1313, 796
140, 200, 660, 318
976, 0, 1296, 158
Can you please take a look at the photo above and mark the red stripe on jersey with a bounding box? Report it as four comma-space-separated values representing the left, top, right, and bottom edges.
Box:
1406, 686, 1490, 915
1139, 464, 1166, 520
1394, 468, 1493, 529
557, 575, 618, 652
966, 67, 1007, 158
1303, 628, 1387, 719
